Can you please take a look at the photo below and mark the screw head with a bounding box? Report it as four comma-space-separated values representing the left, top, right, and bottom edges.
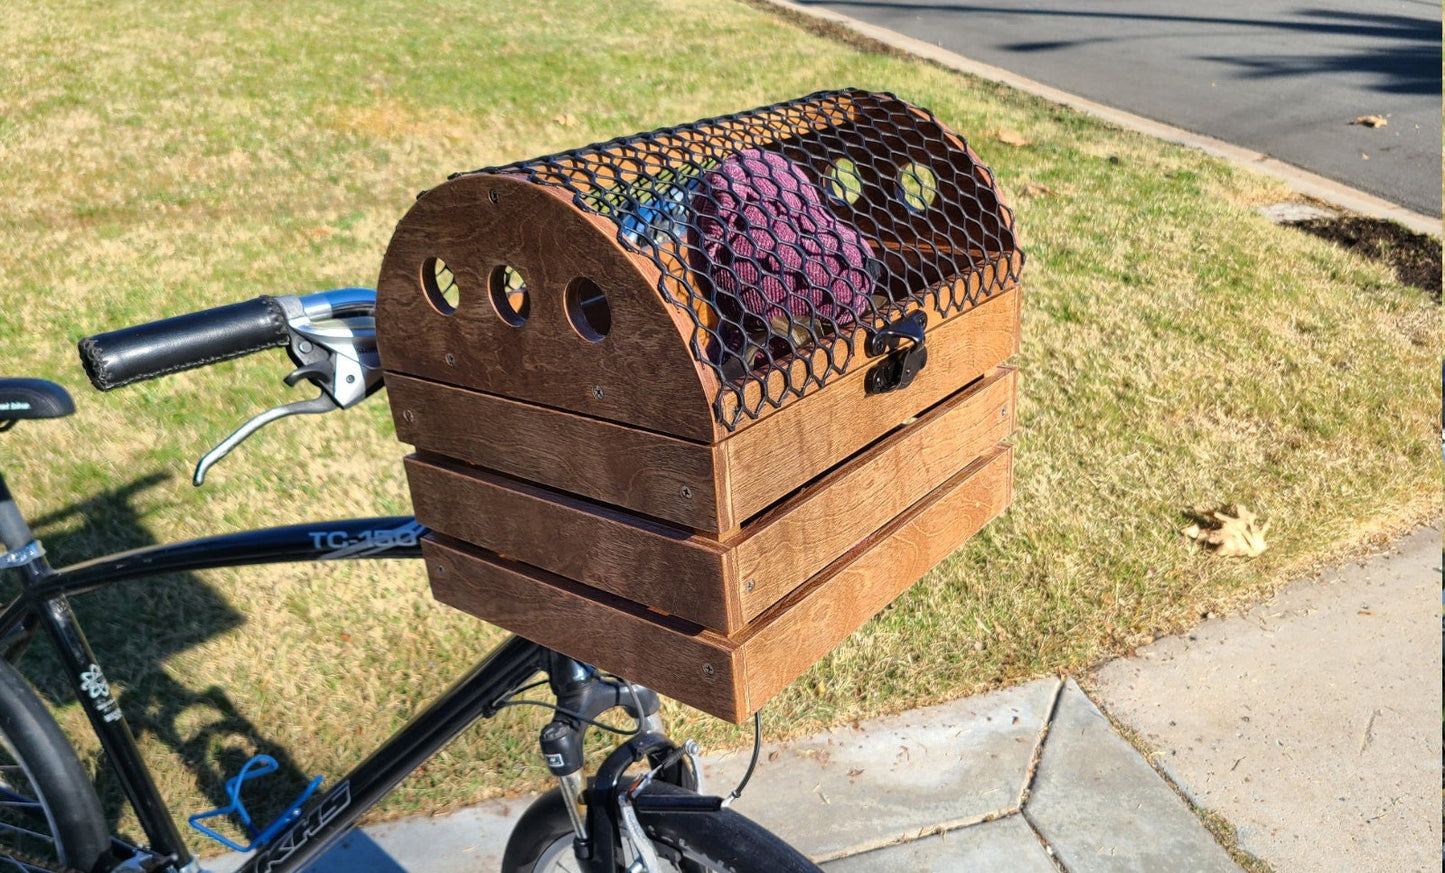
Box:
403, 409, 415, 423
702, 663, 715, 677
1000, 405, 1008, 417
745, 579, 756, 592
434, 564, 446, 576
488, 189, 499, 203
445, 353, 456, 366
298, 340, 314, 354
680, 486, 693, 499
593, 386, 605, 400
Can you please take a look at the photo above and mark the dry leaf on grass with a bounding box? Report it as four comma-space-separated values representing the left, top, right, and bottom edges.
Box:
994, 129, 1033, 147
1182, 504, 1269, 557
1350, 115, 1387, 128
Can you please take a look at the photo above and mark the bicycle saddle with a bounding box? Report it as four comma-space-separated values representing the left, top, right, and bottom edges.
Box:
0, 378, 76, 421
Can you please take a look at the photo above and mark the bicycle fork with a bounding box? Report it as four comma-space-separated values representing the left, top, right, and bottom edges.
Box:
538, 655, 658, 868
536, 654, 717, 873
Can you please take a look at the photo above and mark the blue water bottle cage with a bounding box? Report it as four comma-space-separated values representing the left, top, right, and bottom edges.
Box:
188, 755, 325, 852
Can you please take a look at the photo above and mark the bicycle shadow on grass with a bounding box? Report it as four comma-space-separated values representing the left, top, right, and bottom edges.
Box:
3, 471, 316, 842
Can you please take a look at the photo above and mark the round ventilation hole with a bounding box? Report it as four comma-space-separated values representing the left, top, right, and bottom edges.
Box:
823, 157, 865, 205
489, 265, 530, 326
422, 257, 459, 315
566, 277, 611, 342
897, 162, 939, 212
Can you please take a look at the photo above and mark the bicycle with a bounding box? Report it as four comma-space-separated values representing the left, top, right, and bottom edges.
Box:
0, 288, 822, 873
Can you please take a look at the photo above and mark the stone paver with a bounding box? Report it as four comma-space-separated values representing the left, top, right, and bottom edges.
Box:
719, 678, 1060, 860
204, 680, 1060, 871
1094, 526, 1442, 873
1026, 680, 1241, 873
822, 815, 1057, 872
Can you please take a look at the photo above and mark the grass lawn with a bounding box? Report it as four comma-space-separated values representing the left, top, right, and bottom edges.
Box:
1, 0, 1438, 850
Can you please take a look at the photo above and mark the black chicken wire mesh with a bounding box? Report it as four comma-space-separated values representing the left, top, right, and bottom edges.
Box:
456, 89, 1022, 431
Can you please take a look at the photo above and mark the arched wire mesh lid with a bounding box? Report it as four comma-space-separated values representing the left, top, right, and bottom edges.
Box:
458, 89, 1023, 430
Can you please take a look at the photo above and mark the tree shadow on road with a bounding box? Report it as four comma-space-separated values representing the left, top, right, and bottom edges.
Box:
806, 2, 1440, 95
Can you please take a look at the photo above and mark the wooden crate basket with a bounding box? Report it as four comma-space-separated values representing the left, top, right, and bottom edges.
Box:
377, 90, 1024, 722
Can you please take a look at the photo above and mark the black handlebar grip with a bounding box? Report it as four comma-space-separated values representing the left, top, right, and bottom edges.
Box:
77, 296, 292, 391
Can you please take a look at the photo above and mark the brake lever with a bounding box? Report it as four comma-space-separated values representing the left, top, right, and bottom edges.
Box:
192, 290, 381, 485
287, 319, 382, 409
193, 394, 338, 485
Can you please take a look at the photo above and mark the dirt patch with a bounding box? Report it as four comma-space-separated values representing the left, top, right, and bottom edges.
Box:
1287, 216, 1441, 301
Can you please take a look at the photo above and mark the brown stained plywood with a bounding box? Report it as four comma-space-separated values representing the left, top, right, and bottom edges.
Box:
406, 455, 739, 631
375, 173, 716, 441
387, 373, 730, 531
721, 284, 1020, 524
731, 368, 1015, 622
425, 446, 1013, 722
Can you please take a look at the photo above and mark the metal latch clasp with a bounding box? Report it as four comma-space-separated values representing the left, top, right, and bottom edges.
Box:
865, 311, 929, 394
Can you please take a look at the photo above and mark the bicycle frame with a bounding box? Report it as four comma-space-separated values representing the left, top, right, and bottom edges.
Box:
0, 513, 566, 873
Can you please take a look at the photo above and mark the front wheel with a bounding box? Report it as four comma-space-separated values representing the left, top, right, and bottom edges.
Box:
0, 659, 110, 873
502, 782, 821, 873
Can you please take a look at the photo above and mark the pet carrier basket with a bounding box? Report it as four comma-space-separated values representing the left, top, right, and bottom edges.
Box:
377, 90, 1023, 722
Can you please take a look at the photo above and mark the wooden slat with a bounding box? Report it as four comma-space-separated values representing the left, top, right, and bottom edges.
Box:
425, 446, 1013, 723
426, 536, 746, 720
387, 373, 731, 531
721, 283, 1020, 526
406, 455, 738, 631
732, 367, 1015, 623
403, 368, 1015, 634
735, 445, 1013, 714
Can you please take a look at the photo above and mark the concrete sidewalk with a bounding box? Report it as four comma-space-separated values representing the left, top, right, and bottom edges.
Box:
207, 525, 1440, 871
1095, 524, 1442, 872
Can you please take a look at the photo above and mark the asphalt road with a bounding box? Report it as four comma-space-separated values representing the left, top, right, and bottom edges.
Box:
799, 0, 1442, 217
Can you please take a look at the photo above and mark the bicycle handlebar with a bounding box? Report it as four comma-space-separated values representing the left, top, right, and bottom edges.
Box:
78, 296, 292, 391
75, 288, 378, 392
76, 288, 381, 483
